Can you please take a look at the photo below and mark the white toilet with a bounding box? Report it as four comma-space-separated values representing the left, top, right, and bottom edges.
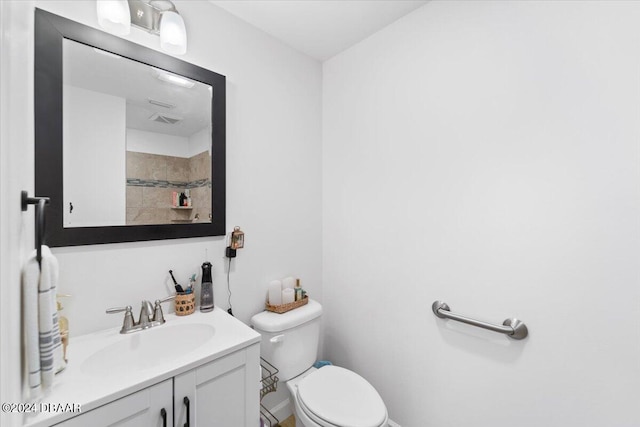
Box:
251, 299, 388, 427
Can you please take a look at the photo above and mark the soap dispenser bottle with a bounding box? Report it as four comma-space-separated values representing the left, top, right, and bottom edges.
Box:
200, 262, 214, 312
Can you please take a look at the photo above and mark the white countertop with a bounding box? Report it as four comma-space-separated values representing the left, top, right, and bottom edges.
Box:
23, 307, 261, 427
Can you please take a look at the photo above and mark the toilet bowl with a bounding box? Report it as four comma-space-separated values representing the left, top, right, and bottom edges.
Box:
250, 299, 389, 427
287, 366, 388, 427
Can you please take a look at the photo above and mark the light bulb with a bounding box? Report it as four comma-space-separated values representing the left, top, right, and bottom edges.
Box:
96, 0, 131, 36
160, 11, 187, 55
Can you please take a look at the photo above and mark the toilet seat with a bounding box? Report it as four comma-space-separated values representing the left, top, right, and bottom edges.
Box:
296, 366, 387, 427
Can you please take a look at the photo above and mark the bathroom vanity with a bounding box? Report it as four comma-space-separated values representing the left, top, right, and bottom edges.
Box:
23, 309, 261, 427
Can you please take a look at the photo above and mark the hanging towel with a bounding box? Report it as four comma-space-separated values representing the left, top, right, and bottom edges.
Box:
40, 246, 66, 378
22, 251, 41, 398
22, 246, 66, 398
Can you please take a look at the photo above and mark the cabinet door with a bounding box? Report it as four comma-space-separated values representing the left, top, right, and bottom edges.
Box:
54, 379, 173, 427
174, 344, 260, 427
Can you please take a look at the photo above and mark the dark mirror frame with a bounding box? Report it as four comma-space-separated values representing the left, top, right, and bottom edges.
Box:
34, 9, 226, 246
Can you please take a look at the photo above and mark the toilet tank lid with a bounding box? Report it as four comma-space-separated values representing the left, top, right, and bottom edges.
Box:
251, 299, 322, 332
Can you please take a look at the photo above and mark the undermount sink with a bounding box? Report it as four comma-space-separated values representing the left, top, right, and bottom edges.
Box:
81, 323, 215, 375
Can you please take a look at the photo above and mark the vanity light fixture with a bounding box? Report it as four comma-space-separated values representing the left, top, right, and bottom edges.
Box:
97, 0, 188, 55
96, 0, 131, 36
159, 8, 187, 55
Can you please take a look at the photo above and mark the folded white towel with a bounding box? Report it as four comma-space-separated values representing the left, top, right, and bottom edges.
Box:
22, 246, 66, 399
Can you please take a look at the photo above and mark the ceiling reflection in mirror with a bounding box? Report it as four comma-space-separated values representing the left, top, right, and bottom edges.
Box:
62, 39, 212, 228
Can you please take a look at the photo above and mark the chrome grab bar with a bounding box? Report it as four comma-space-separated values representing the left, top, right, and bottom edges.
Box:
432, 301, 528, 340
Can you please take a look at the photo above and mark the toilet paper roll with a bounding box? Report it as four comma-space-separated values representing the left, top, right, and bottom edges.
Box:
282, 288, 295, 304
282, 276, 296, 289
268, 280, 282, 306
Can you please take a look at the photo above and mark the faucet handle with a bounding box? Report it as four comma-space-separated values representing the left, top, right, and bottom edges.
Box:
156, 295, 176, 304
106, 305, 132, 314
106, 305, 135, 334
153, 295, 175, 323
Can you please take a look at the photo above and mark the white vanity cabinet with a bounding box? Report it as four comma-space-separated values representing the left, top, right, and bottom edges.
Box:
53, 379, 173, 427
53, 344, 259, 427
174, 345, 260, 426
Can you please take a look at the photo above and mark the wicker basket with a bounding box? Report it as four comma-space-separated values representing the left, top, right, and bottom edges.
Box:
175, 292, 195, 316
265, 295, 308, 314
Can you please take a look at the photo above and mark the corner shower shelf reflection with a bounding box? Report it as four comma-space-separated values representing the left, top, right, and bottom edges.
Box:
260, 357, 279, 427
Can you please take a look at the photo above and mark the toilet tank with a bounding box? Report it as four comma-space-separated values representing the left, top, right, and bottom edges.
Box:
251, 299, 322, 381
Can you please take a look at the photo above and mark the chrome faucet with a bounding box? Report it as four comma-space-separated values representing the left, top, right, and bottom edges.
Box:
138, 300, 155, 329
107, 296, 174, 334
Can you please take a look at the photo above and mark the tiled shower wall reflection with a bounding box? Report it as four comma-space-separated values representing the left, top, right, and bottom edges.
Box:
126, 151, 211, 225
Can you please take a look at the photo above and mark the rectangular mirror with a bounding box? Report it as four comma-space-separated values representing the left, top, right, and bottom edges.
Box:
35, 9, 225, 246
63, 39, 212, 228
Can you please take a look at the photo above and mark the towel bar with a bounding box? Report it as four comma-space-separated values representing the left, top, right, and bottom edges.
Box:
21, 190, 50, 267
432, 300, 528, 340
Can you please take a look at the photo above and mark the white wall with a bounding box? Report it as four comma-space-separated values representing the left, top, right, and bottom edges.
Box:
126, 128, 190, 158
189, 126, 211, 157
0, 2, 321, 425
323, 1, 640, 426
63, 85, 126, 227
